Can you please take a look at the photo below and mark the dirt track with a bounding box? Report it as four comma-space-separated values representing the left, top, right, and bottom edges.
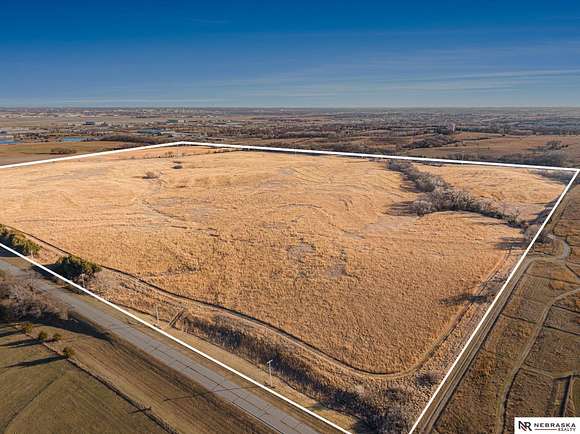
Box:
0, 146, 563, 373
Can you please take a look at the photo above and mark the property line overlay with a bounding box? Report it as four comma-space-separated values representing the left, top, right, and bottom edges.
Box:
0, 141, 578, 434
408, 168, 578, 434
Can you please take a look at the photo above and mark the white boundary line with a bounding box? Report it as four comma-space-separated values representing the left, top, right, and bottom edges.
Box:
0, 141, 578, 434
1, 140, 578, 172
408, 168, 578, 434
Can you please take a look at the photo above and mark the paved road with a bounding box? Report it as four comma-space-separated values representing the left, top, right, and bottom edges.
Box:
0, 257, 323, 434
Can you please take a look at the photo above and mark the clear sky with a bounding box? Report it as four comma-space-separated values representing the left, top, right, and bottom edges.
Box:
2, 1, 580, 107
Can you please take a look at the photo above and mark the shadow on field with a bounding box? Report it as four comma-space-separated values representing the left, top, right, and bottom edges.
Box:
388, 200, 417, 216
0, 248, 18, 258
128, 407, 152, 415
440, 292, 490, 306
1, 337, 39, 348
0, 328, 20, 339
37, 315, 110, 342
6, 355, 64, 368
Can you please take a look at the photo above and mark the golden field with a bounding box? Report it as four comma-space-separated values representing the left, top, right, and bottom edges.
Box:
423, 164, 565, 220
434, 185, 580, 434
0, 146, 564, 373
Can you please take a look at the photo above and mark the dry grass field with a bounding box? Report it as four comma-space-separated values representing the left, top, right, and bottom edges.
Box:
0, 253, 284, 434
423, 164, 565, 221
0, 146, 563, 376
0, 322, 166, 434
434, 184, 580, 434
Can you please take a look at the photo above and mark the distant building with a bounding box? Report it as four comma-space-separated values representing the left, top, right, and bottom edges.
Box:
435, 122, 456, 135
84, 121, 96, 126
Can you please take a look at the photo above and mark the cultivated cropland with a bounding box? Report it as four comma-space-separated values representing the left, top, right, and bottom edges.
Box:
0, 143, 567, 430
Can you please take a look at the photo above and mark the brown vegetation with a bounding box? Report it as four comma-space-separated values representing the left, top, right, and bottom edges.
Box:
421, 164, 566, 222
0, 146, 565, 432
50, 147, 77, 155
434, 185, 580, 434
0, 147, 550, 374
0, 278, 67, 322
0, 141, 131, 166
387, 161, 524, 225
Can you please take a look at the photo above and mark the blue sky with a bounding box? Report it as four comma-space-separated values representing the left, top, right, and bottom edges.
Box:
2, 1, 580, 107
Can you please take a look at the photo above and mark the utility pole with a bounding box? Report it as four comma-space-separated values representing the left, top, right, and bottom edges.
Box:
155, 304, 159, 327
266, 359, 274, 387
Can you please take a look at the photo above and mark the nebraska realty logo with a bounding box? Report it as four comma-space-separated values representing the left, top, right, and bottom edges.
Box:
515, 418, 579, 433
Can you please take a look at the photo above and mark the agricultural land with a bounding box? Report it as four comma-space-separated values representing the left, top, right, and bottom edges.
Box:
0, 143, 567, 431
429, 182, 580, 434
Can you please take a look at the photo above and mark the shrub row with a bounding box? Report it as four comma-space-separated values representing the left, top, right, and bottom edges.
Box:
402, 134, 456, 150
388, 161, 522, 226
532, 169, 574, 184
183, 315, 411, 433
497, 150, 570, 168
96, 134, 165, 145
0, 225, 41, 256
443, 150, 570, 168
387, 160, 447, 192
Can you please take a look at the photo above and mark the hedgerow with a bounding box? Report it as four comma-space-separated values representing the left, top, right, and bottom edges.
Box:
387, 161, 523, 227
0, 225, 41, 256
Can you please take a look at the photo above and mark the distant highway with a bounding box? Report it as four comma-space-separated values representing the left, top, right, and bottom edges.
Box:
0, 256, 327, 434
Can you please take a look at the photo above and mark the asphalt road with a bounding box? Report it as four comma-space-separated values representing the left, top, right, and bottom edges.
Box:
0, 257, 323, 434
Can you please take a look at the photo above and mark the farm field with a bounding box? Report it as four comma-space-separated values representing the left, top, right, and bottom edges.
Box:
0, 141, 130, 165
0, 145, 565, 376
0, 264, 281, 434
423, 164, 564, 220
403, 133, 580, 162
0, 321, 166, 434
433, 184, 580, 434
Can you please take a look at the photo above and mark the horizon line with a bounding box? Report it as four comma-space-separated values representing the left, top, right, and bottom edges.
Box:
2, 105, 580, 110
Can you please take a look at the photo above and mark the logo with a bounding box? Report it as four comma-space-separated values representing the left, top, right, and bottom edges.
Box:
515, 418, 579, 433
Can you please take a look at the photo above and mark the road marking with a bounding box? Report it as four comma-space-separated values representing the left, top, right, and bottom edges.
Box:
1, 141, 578, 434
